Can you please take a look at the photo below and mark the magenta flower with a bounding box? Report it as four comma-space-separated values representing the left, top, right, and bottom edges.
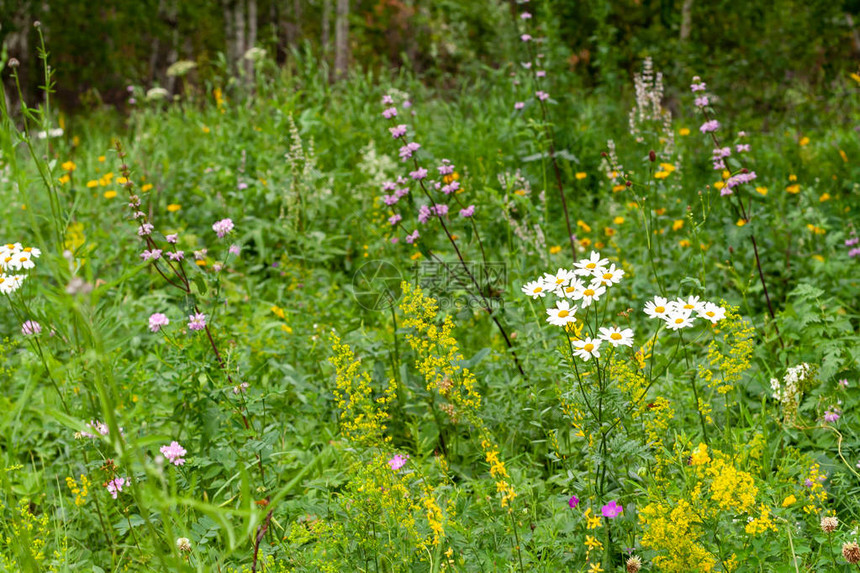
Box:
699, 120, 720, 133
212, 218, 234, 238
138, 223, 154, 236
405, 230, 419, 244
188, 312, 207, 331
568, 495, 580, 508
381, 95, 394, 105
442, 181, 460, 194
382, 181, 397, 192
521, 34, 532, 42
410, 168, 428, 181
166, 234, 178, 244
536, 91, 549, 101
160, 441, 187, 466
690, 81, 706, 92
149, 313, 170, 333
388, 454, 409, 471
824, 408, 841, 423
536, 70, 546, 77
459, 205, 475, 218
601, 500, 623, 518
141, 249, 162, 261
694, 96, 709, 107
382, 107, 397, 119
438, 161, 454, 175
388, 214, 402, 226
838, 378, 849, 388
433, 204, 449, 217
736, 144, 750, 153
238, 182, 248, 190
106, 477, 126, 499
229, 244, 241, 256
167, 250, 185, 261
514, 102, 525, 110
399, 142, 421, 161
389, 124, 407, 138
520, 11, 532, 19
418, 205, 432, 224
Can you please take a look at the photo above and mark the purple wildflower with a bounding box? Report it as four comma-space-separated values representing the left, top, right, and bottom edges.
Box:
229, 244, 240, 256
694, 96, 709, 107
536, 90, 549, 101
418, 205, 432, 224
514, 102, 525, 110
166, 234, 178, 244
106, 477, 126, 499
138, 223, 154, 236
188, 312, 207, 331
405, 230, 419, 244
389, 124, 407, 138
382, 107, 397, 119
167, 251, 185, 261
160, 441, 187, 466
700, 120, 720, 133
149, 313, 170, 332
601, 500, 623, 518
736, 144, 751, 153
382, 95, 394, 105
21, 320, 41, 335
388, 214, 402, 225
433, 204, 449, 217
388, 454, 409, 471
568, 495, 580, 509
459, 205, 476, 218
212, 218, 234, 238
521, 34, 532, 42
410, 168, 428, 181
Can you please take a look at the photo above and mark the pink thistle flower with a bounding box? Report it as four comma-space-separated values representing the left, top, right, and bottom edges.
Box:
212, 218, 234, 238
160, 441, 187, 466
187, 312, 207, 331
149, 313, 170, 332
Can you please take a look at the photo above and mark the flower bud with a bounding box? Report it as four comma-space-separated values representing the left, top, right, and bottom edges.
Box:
8, 58, 19, 68
33, 21, 41, 28
649, 150, 656, 162
626, 556, 642, 573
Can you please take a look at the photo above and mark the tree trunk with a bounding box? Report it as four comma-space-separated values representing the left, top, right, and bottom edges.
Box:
680, 0, 693, 42
222, 0, 236, 74
245, 0, 258, 82
322, 0, 331, 54
235, 0, 246, 73
334, 0, 349, 79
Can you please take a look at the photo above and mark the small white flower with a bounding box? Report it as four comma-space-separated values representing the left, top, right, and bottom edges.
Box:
8, 250, 34, 270
559, 277, 586, 298
546, 300, 577, 327
591, 264, 625, 287
0, 273, 26, 294
598, 326, 634, 347
522, 279, 548, 299
572, 336, 602, 361
643, 296, 672, 319
675, 295, 706, 314
542, 268, 576, 296
573, 251, 609, 276
664, 309, 695, 330
569, 283, 606, 308
697, 302, 726, 324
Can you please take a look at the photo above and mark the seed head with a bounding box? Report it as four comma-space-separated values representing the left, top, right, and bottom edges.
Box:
626, 556, 642, 573
820, 516, 838, 533
843, 542, 860, 564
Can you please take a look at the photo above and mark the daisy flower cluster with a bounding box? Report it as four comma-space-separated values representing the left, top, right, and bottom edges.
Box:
643, 295, 726, 330
522, 251, 632, 361
0, 242, 41, 294
379, 95, 476, 246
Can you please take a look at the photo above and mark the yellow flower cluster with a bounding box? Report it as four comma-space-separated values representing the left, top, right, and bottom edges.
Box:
328, 334, 396, 446
697, 304, 754, 395
2, 499, 50, 564
65, 474, 89, 507
744, 504, 777, 535
639, 499, 717, 572
705, 455, 758, 513
399, 283, 515, 508
801, 462, 828, 514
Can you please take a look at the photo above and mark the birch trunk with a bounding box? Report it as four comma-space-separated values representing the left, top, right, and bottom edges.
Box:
334, 0, 349, 79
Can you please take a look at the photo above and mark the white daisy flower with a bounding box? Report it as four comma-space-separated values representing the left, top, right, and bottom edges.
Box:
569, 283, 606, 308
675, 295, 706, 314
9, 250, 35, 270
643, 296, 672, 319
542, 268, 576, 295
522, 279, 548, 299
664, 309, 695, 330
591, 264, 625, 287
572, 336, 602, 361
0, 274, 26, 294
598, 326, 634, 347
573, 251, 609, 276
546, 300, 577, 327
22, 247, 41, 258
0, 243, 22, 258
559, 277, 586, 299
697, 302, 726, 324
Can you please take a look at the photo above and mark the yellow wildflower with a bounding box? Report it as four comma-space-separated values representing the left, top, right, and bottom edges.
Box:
613, 216, 625, 224
755, 186, 768, 196
799, 136, 809, 146
62, 160, 76, 171
789, 174, 797, 182
167, 204, 181, 212
86, 180, 98, 188
577, 220, 592, 233
690, 443, 710, 466
612, 184, 626, 192
819, 193, 831, 202
672, 219, 684, 231
103, 190, 117, 199
714, 181, 725, 191
679, 128, 690, 136
575, 172, 587, 180
679, 239, 691, 247
786, 184, 800, 194
141, 183, 153, 192
781, 495, 796, 507
549, 245, 562, 255
736, 219, 746, 227
654, 171, 670, 179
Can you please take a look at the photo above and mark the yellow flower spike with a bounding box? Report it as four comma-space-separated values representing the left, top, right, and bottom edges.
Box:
782, 495, 796, 507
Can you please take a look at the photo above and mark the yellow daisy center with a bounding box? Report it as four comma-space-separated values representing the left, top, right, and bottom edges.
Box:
684, 303, 694, 309
603, 273, 613, 280
586, 262, 596, 269
583, 289, 595, 296
533, 287, 542, 293
674, 318, 684, 324
706, 311, 715, 317
23, 248, 31, 253
558, 310, 569, 318
555, 278, 564, 284
655, 306, 665, 313
584, 343, 594, 352
610, 333, 622, 340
